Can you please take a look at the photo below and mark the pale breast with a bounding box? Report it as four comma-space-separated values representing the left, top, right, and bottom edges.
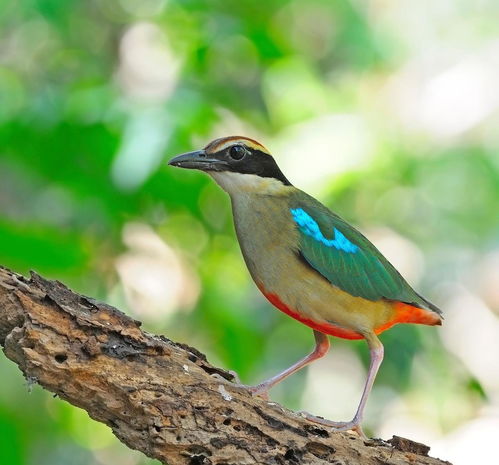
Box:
231, 194, 298, 286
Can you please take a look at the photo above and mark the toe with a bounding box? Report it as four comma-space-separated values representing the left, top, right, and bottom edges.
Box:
234, 383, 270, 400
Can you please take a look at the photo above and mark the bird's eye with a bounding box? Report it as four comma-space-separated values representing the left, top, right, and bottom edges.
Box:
228, 145, 246, 160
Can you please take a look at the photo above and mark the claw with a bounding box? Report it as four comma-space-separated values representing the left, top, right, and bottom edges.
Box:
228, 370, 241, 384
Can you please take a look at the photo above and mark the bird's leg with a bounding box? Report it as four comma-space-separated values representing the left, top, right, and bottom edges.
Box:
240, 330, 330, 398
300, 332, 384, 438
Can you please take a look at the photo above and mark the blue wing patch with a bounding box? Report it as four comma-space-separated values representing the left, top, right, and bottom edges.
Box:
290, 208, 359, 254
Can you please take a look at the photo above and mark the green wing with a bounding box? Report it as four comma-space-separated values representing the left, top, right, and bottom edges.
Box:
290, 194, 440, 313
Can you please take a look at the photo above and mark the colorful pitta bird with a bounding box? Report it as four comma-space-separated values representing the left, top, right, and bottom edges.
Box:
169, 136, 442, 437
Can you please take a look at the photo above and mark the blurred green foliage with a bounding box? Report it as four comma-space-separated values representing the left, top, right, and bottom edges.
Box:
1, 1, 498, 464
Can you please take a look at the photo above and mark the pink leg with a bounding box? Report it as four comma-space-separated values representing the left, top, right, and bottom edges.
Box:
243, 330, 330, 397
301, 332, 384, 438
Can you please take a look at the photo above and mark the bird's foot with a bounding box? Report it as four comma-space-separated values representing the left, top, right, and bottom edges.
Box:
227, 370, 241, 384
298, 411, 367, 439
234, 383, 270, 401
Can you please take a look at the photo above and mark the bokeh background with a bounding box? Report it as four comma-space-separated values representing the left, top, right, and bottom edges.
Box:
1, 1, 498, 464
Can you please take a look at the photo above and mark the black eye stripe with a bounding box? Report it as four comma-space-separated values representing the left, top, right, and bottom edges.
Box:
209, 144, 292, 186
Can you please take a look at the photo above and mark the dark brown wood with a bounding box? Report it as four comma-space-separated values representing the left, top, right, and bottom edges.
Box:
0, 265, 451, 465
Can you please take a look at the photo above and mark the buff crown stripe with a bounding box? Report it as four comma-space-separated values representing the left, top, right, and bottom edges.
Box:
206, 136, 270, 155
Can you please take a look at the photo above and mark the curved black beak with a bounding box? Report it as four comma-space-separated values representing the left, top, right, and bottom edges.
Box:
168, 150, 227, 171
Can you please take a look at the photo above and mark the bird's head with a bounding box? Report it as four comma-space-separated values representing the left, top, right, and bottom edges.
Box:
168, 136, 291, 193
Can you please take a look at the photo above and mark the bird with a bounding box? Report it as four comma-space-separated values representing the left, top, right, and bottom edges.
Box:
168, 136, 442, 437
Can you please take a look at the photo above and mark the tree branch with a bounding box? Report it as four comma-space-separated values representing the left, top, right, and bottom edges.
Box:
0, 265, 451, 465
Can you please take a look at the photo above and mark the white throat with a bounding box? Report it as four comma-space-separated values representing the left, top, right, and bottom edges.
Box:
209, 171, 288, 195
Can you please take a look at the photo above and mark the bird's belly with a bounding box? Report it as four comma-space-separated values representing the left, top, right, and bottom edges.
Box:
257, 286, 367, 340
242, 240, 396, 339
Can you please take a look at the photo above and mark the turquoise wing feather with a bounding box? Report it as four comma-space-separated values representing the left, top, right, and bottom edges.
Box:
290, 193, 441, 313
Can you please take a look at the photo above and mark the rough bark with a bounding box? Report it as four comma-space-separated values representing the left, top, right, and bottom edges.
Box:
0, 265, 451, 465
